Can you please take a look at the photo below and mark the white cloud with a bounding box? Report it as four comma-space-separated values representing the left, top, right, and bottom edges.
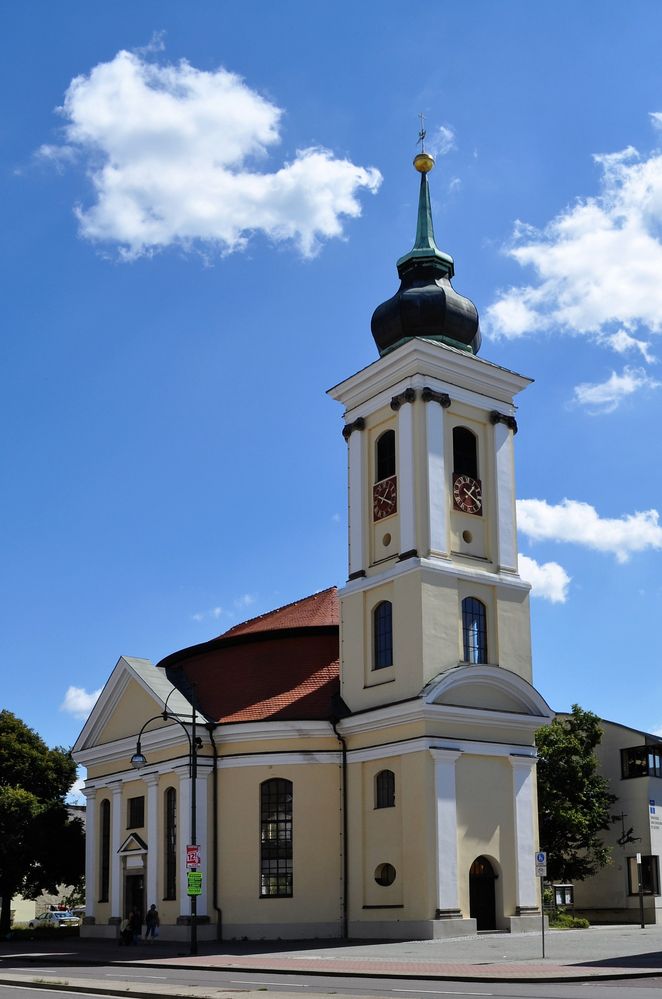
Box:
650, 112, 662, 131
517, 498, 662, 563
60, 685, 102, 719
602, 328, 655, 363
518, 553, 570, 603
573, 365, 660, 413
44, 49, 381, 259
486, 126, 662, 340
428, 125, 456, 158
67, 773, 85, 804
234, 593, 255, 609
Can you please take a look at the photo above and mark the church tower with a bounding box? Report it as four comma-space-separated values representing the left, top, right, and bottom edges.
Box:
329, 150, 552, 938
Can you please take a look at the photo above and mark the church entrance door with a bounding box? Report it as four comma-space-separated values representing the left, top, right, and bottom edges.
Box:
469, 856, 497, 930
124, 873, 144, 920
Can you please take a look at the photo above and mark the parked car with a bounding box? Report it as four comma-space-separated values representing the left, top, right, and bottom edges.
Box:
28, 911, 80, 928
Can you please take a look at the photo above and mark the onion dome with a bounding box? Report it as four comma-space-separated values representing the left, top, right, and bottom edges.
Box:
371, 152, 481, 356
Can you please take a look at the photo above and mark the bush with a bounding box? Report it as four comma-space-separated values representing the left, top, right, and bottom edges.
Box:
550, 911, 590, 929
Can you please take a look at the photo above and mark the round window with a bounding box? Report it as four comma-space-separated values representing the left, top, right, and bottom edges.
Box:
374, 863, 396, 886
462, 530, 473, 543
382, 532, 392, 546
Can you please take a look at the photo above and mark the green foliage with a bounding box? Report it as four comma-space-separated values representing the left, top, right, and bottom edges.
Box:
0, 711, 84, 936
536, 704, 617, 883
550, 911, 590, 929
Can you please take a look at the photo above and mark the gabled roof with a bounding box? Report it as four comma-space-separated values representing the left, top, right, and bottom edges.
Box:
221, 587, 339, 637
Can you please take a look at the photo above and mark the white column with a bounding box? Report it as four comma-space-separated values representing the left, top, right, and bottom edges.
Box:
195, 774, 209, 917
110, 783, 123, 920
397, 400, 416, 556
82, 786, 97, 918
430, 749, 462, 915
426, 401, 448, 556
510, 755, 539, 912
176, 767, 192, 917
145, 775, 159, 909
347, 427, 365, 577
494, 421, 518, 572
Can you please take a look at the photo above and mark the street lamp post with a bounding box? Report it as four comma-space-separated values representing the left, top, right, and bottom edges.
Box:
132, 707, 200, 956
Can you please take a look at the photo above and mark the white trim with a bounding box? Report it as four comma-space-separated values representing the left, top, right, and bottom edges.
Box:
430, 749, 462, 912
348, 424, 365, 577
494, 420, 518, 572
74, 723, 208, 767
347, 736, 537, 764
397, 400, 416, 554
82, 787, 97, 917
510, 756, 539, 911
195, 775, 209, 917
426, 398, 448, 556
110, 784, 122, 920
328, 339, 531, 416
145, 774, 159, 909
339, 553, 531, 598
218, 751, 342, 769
424, 665, 553, 718
177, 767, 191, 917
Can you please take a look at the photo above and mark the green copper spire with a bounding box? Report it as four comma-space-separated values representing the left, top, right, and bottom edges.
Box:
396, 154, 454, 279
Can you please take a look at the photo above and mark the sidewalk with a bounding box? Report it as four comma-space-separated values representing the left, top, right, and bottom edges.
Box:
2, 924, 662, 987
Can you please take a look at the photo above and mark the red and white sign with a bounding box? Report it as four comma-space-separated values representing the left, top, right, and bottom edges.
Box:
186, 845, 201, 868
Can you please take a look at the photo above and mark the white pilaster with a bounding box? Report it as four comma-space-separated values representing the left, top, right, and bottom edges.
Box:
110, 783, 123, 919
195, 774, 209, 917
347, 427, 365, 576
510, 755, 538, 912
81, 786, 97, 918
425, 401, 448, 556
494, 421, 518, 572
397, 400, 416, 555
176, 767, 192, 917
430, 748, 462, 914
145, 774, 159, 909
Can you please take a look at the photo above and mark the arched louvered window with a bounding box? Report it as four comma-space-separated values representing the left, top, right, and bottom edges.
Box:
376, 430, 396, 482
164, 787, 177, 900
99, 799, 110, 902
260, 778, 293, 897
453, 426, 478, 479
375, 769, 395, 809
462, 597, 488, 664
373, 600, 393, 669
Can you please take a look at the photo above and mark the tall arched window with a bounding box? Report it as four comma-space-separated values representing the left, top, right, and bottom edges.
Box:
462, 597, 488, 664
164, 787, 177, 900
453, 426, 478, 479
375, 430, 396, 482
260, 778, 293, 898
99, 799, 110, 902
373, 600, 393, 669
375, 769, 395, 809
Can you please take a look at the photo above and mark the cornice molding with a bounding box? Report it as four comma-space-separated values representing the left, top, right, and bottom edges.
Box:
340, 552, 532, 597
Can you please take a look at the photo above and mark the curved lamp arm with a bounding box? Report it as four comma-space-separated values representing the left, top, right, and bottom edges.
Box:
131, 709, 194, 772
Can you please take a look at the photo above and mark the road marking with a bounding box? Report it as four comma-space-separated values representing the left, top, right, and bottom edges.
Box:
391, 991, 492, 997
104, 974, 168, 980
0, 987, 107, 998
229, 982, 307, 987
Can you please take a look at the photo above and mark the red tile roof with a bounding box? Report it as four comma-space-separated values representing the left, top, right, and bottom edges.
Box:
160, 588, 341, 724
221, 586, 339, 637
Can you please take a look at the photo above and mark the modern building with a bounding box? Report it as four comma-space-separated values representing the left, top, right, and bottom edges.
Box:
572, 719, 662, 924
73, 151, 553, 941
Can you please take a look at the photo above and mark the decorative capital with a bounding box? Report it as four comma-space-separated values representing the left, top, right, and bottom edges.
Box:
421, 386, 451, 408
490, 410, 518, 434
342, 416, 365, 441
390, 387, 417, 411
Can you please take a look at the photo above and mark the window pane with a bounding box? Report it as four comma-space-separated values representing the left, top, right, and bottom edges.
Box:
260, 779, 293, 898
164, 787, 177, 900
453, 427, 478, 479
374, 601, 393, 669
99, 800, 110, 902
462, 597, 487, 664
127, 796, 145, 829
375, 770, 395, 809
628, 855, 660, 895
376, 431, 396, 482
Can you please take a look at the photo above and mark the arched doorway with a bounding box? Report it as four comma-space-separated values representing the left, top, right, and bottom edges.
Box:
469, 856, 497, 930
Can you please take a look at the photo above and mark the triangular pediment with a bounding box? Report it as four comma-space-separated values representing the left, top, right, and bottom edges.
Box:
118, 833, 148, 854
424, 665, 552, 718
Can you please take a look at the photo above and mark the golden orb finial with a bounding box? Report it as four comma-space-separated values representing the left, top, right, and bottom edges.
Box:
414, 151, 435, 173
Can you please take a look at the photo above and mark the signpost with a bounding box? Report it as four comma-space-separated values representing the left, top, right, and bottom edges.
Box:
637, 852, 645, 929
186, 845, 201, 869
535, 851, 547, 958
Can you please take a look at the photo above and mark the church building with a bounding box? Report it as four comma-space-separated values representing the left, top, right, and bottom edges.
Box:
73, 150, 553, 941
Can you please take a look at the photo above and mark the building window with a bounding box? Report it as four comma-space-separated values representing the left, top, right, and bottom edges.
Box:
376, 430, 396, 482
260, 779, 293, 898
628, 855, 660, 895
375, 769, 395, 809
622, 745, 662, 779
99, 799, 110, 902
462, 597, 488, 664
373, 601, 393, 669
164, 787, 177, 900
127, 796, 145, 829
374, 863, 397, 886
453, 426, 478, 479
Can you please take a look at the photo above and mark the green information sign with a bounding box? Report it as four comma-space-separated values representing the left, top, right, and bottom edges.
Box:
187, 871, 203, 896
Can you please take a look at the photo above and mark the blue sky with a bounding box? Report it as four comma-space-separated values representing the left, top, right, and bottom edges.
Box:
3, 2, 662, 791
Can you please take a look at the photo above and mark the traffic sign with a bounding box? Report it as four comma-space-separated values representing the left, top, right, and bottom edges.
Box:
535, 851, 547, 877
186, 845, 201, 869
187, 871, 203, 896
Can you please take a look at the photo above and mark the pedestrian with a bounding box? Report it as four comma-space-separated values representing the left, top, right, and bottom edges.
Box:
119, 916, 132, 947
129, 907, 142, 944
145, 903, 160, 941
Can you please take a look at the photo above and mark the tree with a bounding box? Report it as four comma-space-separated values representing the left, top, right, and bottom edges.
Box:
535, 704, 617, 883
0, 710, 84, 935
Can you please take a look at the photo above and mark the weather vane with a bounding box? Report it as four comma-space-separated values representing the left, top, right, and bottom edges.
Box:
417, 113, 426, 153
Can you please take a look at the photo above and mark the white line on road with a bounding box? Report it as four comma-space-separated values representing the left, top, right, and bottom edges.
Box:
230, 982, 307, 987
104, 974, 168, 979
391, 991, 492, 997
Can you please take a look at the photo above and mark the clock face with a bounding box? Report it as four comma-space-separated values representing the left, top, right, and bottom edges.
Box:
373, 475, 397, 521
453, 473, 483, 515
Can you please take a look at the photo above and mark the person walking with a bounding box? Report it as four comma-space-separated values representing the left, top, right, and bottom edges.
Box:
129, 907, 142, 945
145, 904, 160, 941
